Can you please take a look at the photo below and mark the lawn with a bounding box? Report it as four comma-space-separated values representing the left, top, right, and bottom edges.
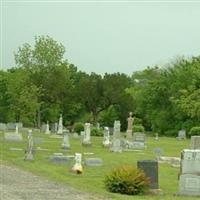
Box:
0, 130, 195, 200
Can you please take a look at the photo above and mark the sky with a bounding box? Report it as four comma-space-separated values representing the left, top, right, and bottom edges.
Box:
1, 1, 200, 74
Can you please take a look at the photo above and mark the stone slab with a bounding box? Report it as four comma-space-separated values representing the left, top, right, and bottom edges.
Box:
191, 136, 200, 149
4, 132, 23, 142
179, 174, 200, 196
84, 158, 103, 166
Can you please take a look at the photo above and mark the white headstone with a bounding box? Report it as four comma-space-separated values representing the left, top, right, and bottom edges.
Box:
82, 123, 91, 145
179, 174, 200, 196
181, 149, 200, 174
45, 121, 50, 134
61, 130, 70, 149
113, 120, 121, 138
103, 127, 110, 147
110, 138, 122, 153
57, 114, 63, 134
72, 153, 83, 173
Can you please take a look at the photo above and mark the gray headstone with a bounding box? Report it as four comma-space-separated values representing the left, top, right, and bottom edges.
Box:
24, 130, 34, 161
49, 154, 74, 164
110, 138, 122, 153
6, 123, 16, 130
127, 141, 145, 150
41, 124, 46, 133
191, 136, 200, 149
181, 149, 200, 174
153, 148, 164, 157
4, 132, 23, 142
85, 158, 103, 166
137, 160, 159, 189
179, 174, 200, 196
177, 130, 186, 140
133, 132, 145, 143
0, 123, 6, 131
16, 122, 23, 129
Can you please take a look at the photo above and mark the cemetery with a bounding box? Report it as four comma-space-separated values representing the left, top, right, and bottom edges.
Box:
0, 117, 199, 200
1, 4, 200, 199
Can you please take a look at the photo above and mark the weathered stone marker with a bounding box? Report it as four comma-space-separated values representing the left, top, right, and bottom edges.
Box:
137, 160, 159, 189
191, 136, 200, 149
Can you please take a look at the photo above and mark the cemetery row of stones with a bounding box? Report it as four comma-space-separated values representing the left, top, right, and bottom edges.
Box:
2, 113, 200, 197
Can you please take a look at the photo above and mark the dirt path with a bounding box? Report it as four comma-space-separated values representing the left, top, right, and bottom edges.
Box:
0, 162, 110, 200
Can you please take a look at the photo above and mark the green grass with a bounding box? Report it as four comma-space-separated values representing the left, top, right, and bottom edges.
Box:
0, 131, 195, 200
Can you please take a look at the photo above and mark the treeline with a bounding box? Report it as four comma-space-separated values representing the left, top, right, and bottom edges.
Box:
0, 35, 200, 135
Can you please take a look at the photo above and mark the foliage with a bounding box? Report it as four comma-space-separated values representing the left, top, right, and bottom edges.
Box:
73, 122, 84, 134
91, 127, 103, 137
189, 126, 200, 136
105, 165, 150, 195
133, 124, 145, 132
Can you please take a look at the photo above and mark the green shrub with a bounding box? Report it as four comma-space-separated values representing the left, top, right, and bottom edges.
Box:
189, 127, 200, 136
91, 127, 103, 137
134, 117, 143, 125
74, 122, 84, 134
164, 129, 178, 137
105, 165, 150, 195
133, 124, 145, 132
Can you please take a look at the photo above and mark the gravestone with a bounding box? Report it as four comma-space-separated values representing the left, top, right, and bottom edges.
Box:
133, 132, 145, 143
49, 153, 74, 163
126, 112, 134, 138
0, 123, 6, 131
57, 114, 63, 134
110, 138, 122, 153
33, 137, 44, 145
82, 123, 91, 145
6, 123, 16, 130
72, 153, 83, 174
191, 136, 200, 149
45, 121, 50, 134
155, 133, 159, 140
177, 130, 186, 140
103, 127, 110, 147
16, 122, 23, 129
126, 141, 145, 150
84, 158, 103, 166
113, 120, 121, 138
179, 174, 200, 196
24, 130, 34, 161
61, 130, 70, 149
137, 160, 159, 189
51, 123, 58, 133
4, 132, 23, 142
41, 124, 46, 133
153, 147, 164, 159
180, 149, 200, 174
49, 153, 73, 163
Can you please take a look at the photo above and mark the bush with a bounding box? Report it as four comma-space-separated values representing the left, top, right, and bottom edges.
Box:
105, 165, 150, 195
73, 122, 84, 134
189, 127, 200, 136
133, 124, 145, 132
164, 129, 178, 137
91, 127, 103, 137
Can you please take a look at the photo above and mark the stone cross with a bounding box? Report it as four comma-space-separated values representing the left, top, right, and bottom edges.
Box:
103, 127, 110, 147
61, 130, 70, 149
24, 130, 34, 161
57, 114, 63, 134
